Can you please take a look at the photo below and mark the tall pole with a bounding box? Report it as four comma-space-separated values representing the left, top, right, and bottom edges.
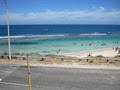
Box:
4, 0, 11, 60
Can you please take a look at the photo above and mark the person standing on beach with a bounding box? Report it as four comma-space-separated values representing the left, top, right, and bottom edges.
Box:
115, 46, 118, 51
118, 48, 120, 54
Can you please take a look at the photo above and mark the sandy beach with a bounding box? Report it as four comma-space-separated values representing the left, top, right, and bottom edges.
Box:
0, 47, 120, 70
59, 48, 119, 58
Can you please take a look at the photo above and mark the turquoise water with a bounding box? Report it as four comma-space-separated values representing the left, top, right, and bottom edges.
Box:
0, 35, 120, 54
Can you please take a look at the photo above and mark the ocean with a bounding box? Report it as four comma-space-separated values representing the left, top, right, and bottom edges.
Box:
0, 25, 120, 54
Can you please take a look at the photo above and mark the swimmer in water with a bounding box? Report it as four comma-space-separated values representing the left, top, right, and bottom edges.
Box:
93, 45, 96, 49
56, 49, 61, 53
89, 43, 91, 46
73, 43, 77, 45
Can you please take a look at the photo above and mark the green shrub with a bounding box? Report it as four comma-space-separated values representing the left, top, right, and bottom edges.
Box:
11, 56, 18, 59
115, 55, 120, 58
96, 55, 104, 58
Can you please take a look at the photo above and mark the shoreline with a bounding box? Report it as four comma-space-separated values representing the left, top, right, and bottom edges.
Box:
1, 47, 118, 58
58, 47, 119, 58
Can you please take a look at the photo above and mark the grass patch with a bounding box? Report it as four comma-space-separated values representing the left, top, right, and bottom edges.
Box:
11, 56, 18, 59
114, 55, 120, 58
96, 55, 104, 58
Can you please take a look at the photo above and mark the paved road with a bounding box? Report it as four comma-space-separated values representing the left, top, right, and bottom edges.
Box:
0, 64, 120, 90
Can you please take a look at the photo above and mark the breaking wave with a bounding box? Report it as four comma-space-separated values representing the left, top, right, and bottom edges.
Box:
0, 34, 66, 39
79, 32, 107, 36
0, 32, 112, 39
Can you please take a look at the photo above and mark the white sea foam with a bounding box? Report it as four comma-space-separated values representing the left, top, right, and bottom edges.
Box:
0, 34, 66, 39
79, 33, 107, 36
0, 33, 109, 39
27, 34, 66, 38
0, 36, 25, 39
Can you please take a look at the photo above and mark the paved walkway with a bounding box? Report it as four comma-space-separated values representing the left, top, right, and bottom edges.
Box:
0, 64, 120, 90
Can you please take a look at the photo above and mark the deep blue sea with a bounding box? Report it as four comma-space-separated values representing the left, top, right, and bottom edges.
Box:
0, 25, 120, 54
0, 25, 120, 36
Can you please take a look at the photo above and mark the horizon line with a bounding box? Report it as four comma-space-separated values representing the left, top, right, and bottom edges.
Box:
0, 24, 120, 26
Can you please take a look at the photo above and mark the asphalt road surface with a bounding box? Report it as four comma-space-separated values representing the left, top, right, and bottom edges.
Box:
0, 64, 120, 90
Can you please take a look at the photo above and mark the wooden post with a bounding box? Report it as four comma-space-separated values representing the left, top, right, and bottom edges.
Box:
27, 55, 32, 90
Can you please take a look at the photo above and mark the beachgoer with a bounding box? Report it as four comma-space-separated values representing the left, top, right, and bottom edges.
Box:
118, 48, 120, 54
56, 50, 59, 53
89, 43, 91, 46
93, 45, 96, 49
56, 49, 61, 53
73, 43, 77, 45
115, 46, 118, 51
88, 53, 91, 57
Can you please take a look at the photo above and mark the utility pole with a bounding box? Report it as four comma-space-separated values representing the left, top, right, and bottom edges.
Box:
4, 0, 11, 60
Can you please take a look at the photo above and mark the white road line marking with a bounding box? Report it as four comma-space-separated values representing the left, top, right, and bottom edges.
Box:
0, 79, 2, 81
0, 82, 28, 87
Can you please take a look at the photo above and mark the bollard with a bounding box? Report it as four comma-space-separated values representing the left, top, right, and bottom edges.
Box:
107, 59, 109, 63
61, 58, 64, 61
86, 59, 89, 62
27, 55, 32, 90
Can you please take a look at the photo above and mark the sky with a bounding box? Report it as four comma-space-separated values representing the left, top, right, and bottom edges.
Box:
0, 0, 120, 25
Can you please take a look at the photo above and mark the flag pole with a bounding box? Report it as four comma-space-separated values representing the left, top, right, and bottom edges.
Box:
4, 0, 11, 60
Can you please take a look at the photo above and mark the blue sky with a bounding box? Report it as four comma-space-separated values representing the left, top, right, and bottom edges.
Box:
0, 0, 120, 24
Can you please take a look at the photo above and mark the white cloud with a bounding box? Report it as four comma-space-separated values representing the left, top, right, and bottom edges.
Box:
99, 6, 105, 11
0, 7, 120, 24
